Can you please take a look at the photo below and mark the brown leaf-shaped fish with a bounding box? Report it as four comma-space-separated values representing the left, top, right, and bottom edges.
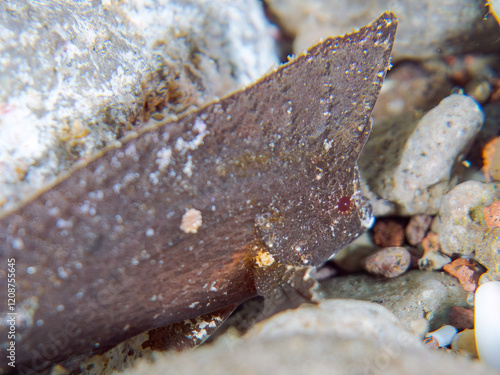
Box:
0, 12, 397, 373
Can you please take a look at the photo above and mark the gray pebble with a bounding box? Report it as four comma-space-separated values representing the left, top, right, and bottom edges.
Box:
360, 94, 483, 215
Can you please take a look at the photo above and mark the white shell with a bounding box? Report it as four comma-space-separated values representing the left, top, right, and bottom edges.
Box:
425, 325, 457, 347
475, 281, 500, 370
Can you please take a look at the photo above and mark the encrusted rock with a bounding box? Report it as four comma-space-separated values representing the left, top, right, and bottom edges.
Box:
435, 180, 500, 283
360, 94, 484, 215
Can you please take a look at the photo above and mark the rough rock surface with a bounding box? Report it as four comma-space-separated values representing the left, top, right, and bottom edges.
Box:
124, 299, 499, 375
0, 0, 277, 214
360, 94, 484, 216
266, 0, 499, 59
318, 270, 469, 334
434, 180, 500, 283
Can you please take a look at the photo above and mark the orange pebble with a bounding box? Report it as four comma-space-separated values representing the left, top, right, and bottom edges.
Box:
482, 137, 499, 181
482, 200, 500, 228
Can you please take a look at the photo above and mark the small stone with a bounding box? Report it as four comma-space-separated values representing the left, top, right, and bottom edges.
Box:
418, 251, 451, 271
406, 214, 433, 246
449, 306, 474, 330
362, 246, 410, 278
451, 329, 478, 358
424, 325, 458, 347
372, 219, 405, 247
443, 258, 484, 292
465, 79, 492, 104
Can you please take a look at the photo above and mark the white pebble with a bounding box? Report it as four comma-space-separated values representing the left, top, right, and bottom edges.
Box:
424, 325, 457, 347
475, 281, 500, 370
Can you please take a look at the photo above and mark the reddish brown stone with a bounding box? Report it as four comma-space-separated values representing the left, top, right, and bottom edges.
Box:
405, 214, 432, 246
372, 219, 405, 247
449, 306, 474, 330
363, 246, 411, 278
443, 258, 484, 292
482, 200, 500, 227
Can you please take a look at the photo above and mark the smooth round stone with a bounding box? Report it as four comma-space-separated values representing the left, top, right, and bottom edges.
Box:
475, 281, 500, 370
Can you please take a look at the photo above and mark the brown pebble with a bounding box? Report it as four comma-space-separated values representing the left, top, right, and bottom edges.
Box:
405, 214, 432, 246
372, 219, 405, 247
449, 306, 474, 330
363, 246, 410, 278
443, 258, 484, 292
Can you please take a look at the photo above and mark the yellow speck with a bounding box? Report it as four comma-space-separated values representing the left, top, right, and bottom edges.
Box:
255, 250, 275, 268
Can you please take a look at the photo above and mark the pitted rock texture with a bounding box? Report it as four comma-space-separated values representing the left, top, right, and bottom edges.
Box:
435, 180, 500, 283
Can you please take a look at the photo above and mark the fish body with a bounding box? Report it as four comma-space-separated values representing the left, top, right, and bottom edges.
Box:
0, 12, 397, 373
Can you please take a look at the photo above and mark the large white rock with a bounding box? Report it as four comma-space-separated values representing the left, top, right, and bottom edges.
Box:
0, 0, 278, 214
